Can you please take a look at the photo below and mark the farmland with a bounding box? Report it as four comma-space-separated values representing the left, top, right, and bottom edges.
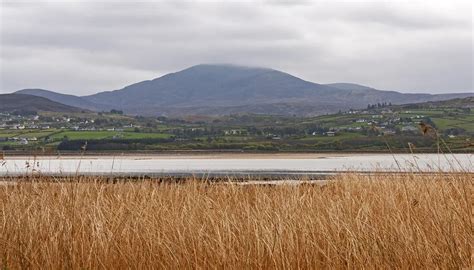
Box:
49, 130, 172, 140
0, 99, 472, 153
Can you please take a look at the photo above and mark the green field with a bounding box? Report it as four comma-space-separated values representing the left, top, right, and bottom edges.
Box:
297, 132, 365, 142
49, 131, 172, 141
0, 130, 22, 137
431, 116, 474, 131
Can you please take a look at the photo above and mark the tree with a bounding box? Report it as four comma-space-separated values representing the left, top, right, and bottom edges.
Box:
2, 145, 12, 151
110, 109, 124, 115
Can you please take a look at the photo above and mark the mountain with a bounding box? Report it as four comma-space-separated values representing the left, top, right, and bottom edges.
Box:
0, 94, 85, 113
14, 64, 474, 116
83, 64, 345, 108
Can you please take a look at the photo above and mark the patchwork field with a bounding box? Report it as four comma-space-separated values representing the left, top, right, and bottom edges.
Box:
1, 103, 472, 152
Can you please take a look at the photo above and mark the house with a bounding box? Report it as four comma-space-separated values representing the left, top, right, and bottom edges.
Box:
326, 131, 336, 137
347, 110, 359, 114
402, 126, 418, 132
224, 129, 242, 135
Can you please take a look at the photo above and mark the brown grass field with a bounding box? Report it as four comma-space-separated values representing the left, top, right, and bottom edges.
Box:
0, 173, 472, 269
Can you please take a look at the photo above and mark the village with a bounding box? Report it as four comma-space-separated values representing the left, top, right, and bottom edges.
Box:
0, 112, 139, 145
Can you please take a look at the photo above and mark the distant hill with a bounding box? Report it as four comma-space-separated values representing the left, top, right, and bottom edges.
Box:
394, 97, 474, 109
0, 94, 84, 113
15, 64, 474, 116
16, 89, 100, 111
324, 82, 472, 103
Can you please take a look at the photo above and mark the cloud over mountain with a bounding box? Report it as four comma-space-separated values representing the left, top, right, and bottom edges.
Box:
1, 0, 472, 95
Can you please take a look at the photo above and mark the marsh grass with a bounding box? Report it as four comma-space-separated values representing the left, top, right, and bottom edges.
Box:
0, 172, 471, 269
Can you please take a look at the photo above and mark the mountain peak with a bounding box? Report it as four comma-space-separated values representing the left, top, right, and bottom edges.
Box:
187, 63, 271, 70
176, 63, 274, 77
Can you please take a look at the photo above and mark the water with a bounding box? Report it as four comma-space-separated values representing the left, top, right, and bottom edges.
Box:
0, 154, 472, 176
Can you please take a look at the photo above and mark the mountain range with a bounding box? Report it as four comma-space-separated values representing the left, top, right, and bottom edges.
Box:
14, 64, 473, 116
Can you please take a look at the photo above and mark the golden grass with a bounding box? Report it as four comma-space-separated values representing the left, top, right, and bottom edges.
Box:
0, 173, 472, 269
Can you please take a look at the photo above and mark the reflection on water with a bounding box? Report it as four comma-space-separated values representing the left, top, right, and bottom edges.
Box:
0, 154, 472, 175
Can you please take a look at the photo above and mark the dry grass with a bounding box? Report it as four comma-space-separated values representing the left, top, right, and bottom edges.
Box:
0, 173, 472, 269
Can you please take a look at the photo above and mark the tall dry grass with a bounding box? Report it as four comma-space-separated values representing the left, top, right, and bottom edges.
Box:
0, 173, 472, 269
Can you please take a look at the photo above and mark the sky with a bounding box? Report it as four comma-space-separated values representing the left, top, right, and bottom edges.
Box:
0, 0, 472, 95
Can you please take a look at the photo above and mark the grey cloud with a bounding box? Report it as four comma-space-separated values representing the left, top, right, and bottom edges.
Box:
0, 0, 472, 95
336, 2, 469, 30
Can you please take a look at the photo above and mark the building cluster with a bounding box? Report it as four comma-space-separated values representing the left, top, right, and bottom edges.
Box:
0, 113, 137, 132
0, 113, 140, 146
321, 111, 428, 137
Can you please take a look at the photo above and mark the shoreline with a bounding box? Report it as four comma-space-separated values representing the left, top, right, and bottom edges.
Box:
2, 152, 472, 160
2, 171, 472, 182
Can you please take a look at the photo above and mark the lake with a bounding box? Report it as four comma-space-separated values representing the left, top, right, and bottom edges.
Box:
0, 153, 472, 176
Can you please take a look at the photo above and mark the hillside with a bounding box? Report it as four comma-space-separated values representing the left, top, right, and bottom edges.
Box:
0, 94, 84, 113
395, 97, 474, 109
15, 64, 473, 116
16, 89, 99, 111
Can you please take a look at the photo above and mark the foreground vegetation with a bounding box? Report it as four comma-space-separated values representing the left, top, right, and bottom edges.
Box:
1, 173, 471, 268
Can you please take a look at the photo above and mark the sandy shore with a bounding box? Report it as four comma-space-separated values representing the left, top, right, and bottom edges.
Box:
0, 152, 414, 160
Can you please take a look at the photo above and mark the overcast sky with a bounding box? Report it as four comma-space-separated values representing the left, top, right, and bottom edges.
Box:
0, 0, 472, 95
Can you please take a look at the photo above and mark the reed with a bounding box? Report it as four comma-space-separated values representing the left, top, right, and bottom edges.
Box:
0, 172, 471, 269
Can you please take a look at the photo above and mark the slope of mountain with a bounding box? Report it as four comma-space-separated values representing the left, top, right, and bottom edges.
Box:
0, 94, 85, 113
14, 64, 474, 116
324, 83, 376, 91
16, 89, 100, 110
395, 96, 474, 109
325, 83, 472, 104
